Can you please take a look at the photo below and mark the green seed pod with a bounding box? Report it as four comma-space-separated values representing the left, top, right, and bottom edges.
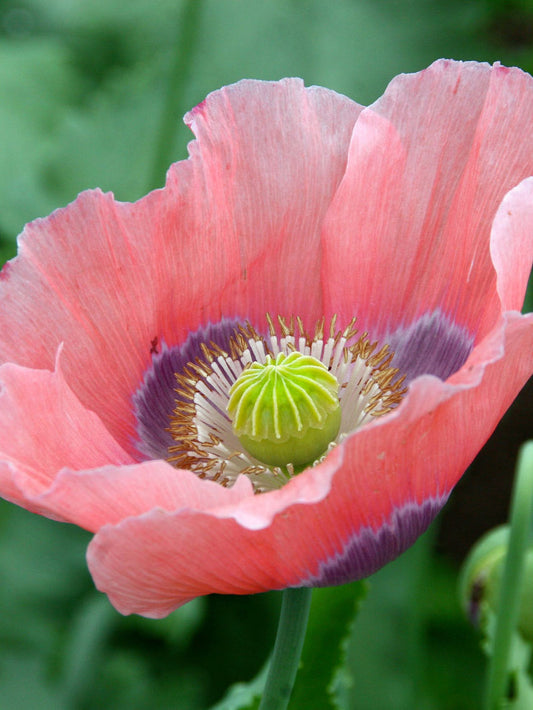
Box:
227, 351, 341, 468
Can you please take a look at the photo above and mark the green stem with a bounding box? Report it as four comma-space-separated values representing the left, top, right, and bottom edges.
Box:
148, 0, 204, 191
259, 587, 313, 710
484, 441, 533, 710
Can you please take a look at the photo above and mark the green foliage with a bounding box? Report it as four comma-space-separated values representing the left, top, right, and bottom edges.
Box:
461, 443, 533, 710
0, 501, 281, 710
345, 529, 485, 710
0, 498, 487, 709
0, 37, 80, 249
0, 0, 496, 249
210, 662, 267, 710
481, 611, 533, 709
209, 582, 367, 710
292, 581, 368, 710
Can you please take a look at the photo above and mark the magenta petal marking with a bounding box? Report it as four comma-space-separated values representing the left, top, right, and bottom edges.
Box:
300, 497, 446, 587
388, 310, 474, 383
133, 319, 244, 459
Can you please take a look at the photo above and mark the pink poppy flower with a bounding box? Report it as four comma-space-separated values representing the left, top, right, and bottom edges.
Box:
1, 59, 532, 618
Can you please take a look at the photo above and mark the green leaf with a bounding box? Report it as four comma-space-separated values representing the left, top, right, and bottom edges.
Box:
508, 667, 533, 710
290, 581, 368, 710
342, 526, 485, 710
209, 660, 268, 710
207, 582, 366, 710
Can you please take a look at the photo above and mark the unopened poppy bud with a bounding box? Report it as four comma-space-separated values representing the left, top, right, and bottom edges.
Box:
485, 548, 533, 644
460, 526, 533, 642
227, 351, 341, 468
459, 526, 509, 628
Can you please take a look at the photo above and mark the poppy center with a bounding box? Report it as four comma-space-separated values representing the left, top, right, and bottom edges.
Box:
227, 351, 342, 468
166, 315, 406, 492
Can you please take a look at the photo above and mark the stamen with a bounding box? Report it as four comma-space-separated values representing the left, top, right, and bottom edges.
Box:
167, 316, 407, 493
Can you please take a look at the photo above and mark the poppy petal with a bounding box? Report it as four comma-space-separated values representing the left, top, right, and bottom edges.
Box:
490, 176, 533, 311
0, 352, 132, 518
322, 60, 533, 339
87, 311, 532, 616
0, 81, 361, 454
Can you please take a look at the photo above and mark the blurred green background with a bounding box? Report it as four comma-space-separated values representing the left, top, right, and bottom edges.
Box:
0, 1, 532, 708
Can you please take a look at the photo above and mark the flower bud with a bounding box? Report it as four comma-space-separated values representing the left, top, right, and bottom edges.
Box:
460, 525, 533, 643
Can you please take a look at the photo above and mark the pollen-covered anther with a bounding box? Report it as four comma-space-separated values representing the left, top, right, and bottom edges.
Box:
227, 351, 342, 468
167, 316, 407, 493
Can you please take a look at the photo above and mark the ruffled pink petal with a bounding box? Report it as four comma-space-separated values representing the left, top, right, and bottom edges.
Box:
0, 348, 255, 529
175, 79, 362, 325
0, 188, 174, 453
322, 60, 533, 339
0, 80, 360, 453
1, 66, 531, 619
88, 311, 532, 617
490, 177, 533, 311
39, 464, 253, 533
0, 353, 133, 518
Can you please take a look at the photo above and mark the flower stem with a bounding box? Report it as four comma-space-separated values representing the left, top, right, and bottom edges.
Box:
484, 441, 533, 710
259, 587, 313, 710
148, 0, 204, 191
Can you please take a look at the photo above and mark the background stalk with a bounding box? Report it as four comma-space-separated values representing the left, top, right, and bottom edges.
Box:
484, 442, 533, 710
148, 0, 204, 191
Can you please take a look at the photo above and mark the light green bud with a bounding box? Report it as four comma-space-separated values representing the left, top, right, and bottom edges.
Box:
460, 525, 533, 643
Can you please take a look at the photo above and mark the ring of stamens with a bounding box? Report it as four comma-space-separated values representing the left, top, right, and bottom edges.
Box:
168, 315, 406, 493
